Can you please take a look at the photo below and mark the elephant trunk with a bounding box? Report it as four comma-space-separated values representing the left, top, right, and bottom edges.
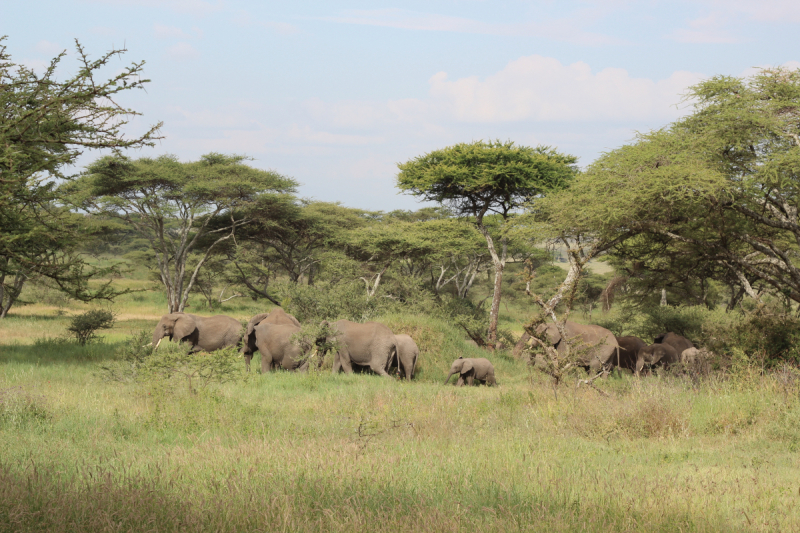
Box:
444, 371, 455, 385
152, 326, 165, 350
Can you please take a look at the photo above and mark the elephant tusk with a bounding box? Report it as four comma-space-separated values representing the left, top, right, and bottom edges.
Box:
154, 338, 163, 350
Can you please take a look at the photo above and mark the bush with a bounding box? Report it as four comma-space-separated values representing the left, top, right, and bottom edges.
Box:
141, 342, 244, 393
66, 309, 116, 345
98, 330, 153, 382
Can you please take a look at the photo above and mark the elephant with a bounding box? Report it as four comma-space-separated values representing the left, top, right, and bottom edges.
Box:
654, 332, 694, 356
389, 334, 419, 380
444, 357, 496, 386
326, 320, 397, 378
242, 308, 302, 371
615, 336, 647, 372
253, 322, 317, 373
636, 343, 679, 376
152, 313, 242, 353
533, 321, 619, 375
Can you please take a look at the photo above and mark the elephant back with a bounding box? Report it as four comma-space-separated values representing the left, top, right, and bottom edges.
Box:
655, 332, 694, 355
243, 308, 301, 354
565, 322, 618, 366
200, 314, 243, 351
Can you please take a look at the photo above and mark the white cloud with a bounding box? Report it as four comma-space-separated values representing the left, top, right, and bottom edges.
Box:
87, 0, 223, 17
154, 24, 192, 39
34, 40, 64, 55
722, 0, 800, 22
299, 55, 703, 135
422, 55, 702, 123
165, 42, 200, 60
326, 8, 625, 46
670, 12, 738, 43
287, 125, 383, 146
90, 26, 118, 37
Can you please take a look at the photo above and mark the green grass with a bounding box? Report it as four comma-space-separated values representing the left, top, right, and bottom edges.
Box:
2, 264, 800, 531
2, 322, 800, 531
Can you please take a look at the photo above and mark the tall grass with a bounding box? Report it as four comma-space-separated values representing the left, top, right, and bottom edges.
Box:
2, 330, 800, 531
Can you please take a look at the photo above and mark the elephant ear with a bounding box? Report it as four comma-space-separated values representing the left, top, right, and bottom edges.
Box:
460, 359, 474, 375
173, 314, 197, 341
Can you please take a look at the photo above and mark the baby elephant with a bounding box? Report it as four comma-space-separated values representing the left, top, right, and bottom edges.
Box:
636, 343, 679, 376
444, 357, 497, 387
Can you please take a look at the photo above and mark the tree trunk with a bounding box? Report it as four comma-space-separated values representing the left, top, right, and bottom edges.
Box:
487, 260, 504, 348
660, 288, 667, 307
477, 222, 507, 351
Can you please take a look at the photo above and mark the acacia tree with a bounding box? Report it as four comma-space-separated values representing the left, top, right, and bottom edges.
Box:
397, 140, 577, 349
550, 67, 800, 309
69, 154, 296, 313
0, 37, 161, 317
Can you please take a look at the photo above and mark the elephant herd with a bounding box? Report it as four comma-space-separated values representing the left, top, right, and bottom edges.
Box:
151, 308, 450, 382
514, 321, 700, 376
152, 310, 696, 384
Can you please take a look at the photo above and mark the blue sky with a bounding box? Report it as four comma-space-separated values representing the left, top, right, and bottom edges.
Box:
4, 1, 798, 210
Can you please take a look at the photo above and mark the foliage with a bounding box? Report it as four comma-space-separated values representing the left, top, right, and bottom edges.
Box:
68, 153, 297, 313
66, 309, 116, 345
0, 37, 161, 317
397, 140, 578, 348
546, 67, 800, 307
141, 342, 244, 393
98, 330, 154, 382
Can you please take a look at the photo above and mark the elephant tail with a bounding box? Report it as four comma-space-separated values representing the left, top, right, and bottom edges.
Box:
411, 350, 418, 380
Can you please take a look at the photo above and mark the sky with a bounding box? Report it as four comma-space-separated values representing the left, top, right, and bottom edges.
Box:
3, 0, 798, 210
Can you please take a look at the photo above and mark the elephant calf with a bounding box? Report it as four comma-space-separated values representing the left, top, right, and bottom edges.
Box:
444, 357, 497, 387
636, 343, 679, 376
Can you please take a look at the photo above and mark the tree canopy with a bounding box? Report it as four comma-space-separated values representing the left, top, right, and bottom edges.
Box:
540, 67, 800, 309
397, 140, 578, 348
69, 153, 297, 313
0, 37, 161, 317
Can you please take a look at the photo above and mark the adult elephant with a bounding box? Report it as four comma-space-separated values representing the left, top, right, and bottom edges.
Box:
636, 343, 679, 376
444, 357, 496, 386
532, 321, 619, 375
390, 334, 419, 380
615, 336, 647, 372
242, 308, 301, 371
152, 313, 242, 353
253, 322, 316, 372
326, 320, 396, 378
654, 332, 694, 356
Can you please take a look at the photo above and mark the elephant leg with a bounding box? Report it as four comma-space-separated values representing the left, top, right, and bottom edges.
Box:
261, 351, 274, 373
369, 361, 392, 378
455, 376, 465, 387
244, 353, 252, 372
338, 350, 354, 374
465, 374, 474, 386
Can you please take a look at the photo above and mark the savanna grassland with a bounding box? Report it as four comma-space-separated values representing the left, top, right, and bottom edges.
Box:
2, 279, 800, 533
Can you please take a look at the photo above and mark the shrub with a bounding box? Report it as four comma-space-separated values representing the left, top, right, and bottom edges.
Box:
98, 330, 154, 382
66, 309, 116, 345
141, 343, 244, 393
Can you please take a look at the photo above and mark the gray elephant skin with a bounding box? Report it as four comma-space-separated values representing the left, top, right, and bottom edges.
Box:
242, 308, 302, 370
615, 336, 647, 372
444, 357, 496, 386
534, 321, 619, 374
328, 320, 397, 377
654, 332, 694, 355
152, 313, 241, 353
390, 334, 419, 380
253, 322, 315, 373
636, 343, 679, 375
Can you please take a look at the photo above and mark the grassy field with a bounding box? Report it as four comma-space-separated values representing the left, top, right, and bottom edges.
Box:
2, 283, 800, 531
